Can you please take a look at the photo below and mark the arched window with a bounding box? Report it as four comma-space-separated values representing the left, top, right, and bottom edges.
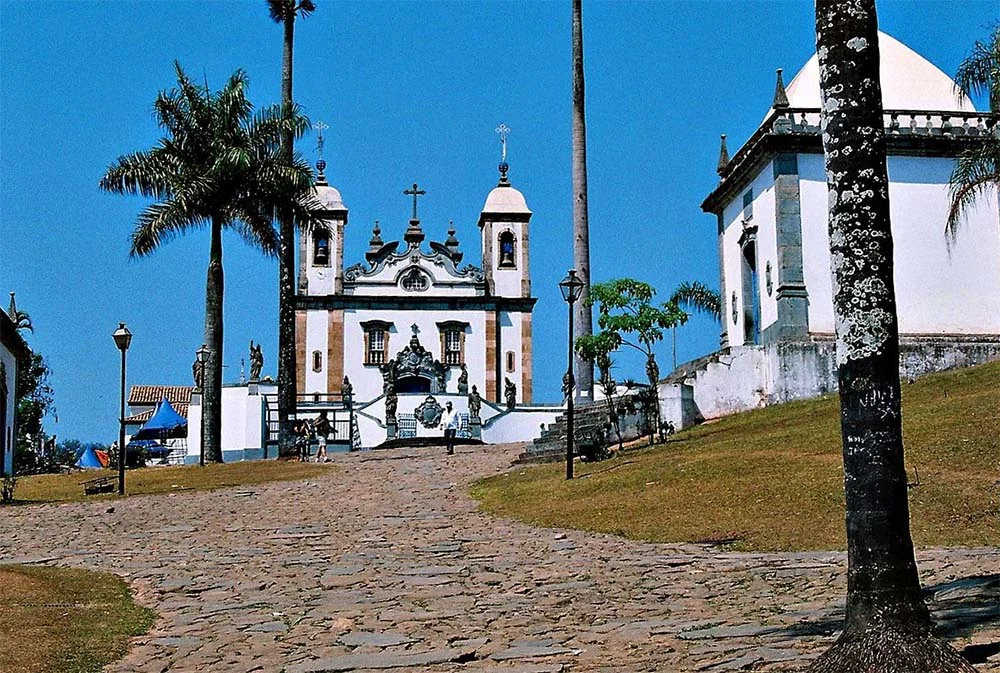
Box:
312, 350, 323, 373
498, 231, 516, 269
506, 351, 516, 373
400, 267, 430, 292
313, 230, 331, 266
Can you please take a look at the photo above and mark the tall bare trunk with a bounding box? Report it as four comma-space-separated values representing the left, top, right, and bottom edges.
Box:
203, 215, 224, 463
571, 0, 594, 400
808, 2, 973, 670
277, 12, 298, 457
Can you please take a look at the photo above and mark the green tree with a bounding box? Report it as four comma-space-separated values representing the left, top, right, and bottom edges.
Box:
946, 24, 999, 239
581, 279, 687, 444
571, 0, 594, 399
667, 281, 722, 370
809, 2, 974, 670
15, 353, 55, 475
268, 0, 316, 458
575, 330, 624, 450
100, 64, 317, 463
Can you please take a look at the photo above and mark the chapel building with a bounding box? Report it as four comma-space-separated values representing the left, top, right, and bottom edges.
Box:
293, 157, 538, 443
663, 31, 1000, 427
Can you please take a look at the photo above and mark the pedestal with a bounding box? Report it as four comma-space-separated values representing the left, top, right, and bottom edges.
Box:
470, 416, 482, 440
386, 420, 398, 440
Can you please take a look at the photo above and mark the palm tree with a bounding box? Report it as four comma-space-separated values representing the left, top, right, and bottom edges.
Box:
809, 2, 975, 670
7, 293, 32, 333
667, 281, 721, 370
946, 25, 999, 240
268, 0, 315, 458
101, 64, 317, 463
571, 0, 594, 401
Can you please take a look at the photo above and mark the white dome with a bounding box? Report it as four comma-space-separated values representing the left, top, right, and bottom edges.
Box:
482, 184, 531, 214
766, 31, 975, 120
315, 183, 345, 211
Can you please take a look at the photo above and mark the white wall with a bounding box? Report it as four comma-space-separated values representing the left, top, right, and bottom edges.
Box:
799, 153, 1000, 335
0, 346, 16, 474
304, 310, 329, 395
186, 383, 274, 458
498, 311, 524, 402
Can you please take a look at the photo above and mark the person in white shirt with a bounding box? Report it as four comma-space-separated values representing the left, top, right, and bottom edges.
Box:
440, 401, 460, 455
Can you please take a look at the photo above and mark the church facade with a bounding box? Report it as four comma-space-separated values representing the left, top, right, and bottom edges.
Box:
663, 32, 1000, 427
292, 156, 546, 444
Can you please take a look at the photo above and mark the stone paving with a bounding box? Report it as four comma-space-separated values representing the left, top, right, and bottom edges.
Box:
1, 443, 998, 672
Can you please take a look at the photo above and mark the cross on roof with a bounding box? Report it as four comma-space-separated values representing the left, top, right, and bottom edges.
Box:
313, 120, 329, 159
495, 123, 511, 162
403, 183, 426, 221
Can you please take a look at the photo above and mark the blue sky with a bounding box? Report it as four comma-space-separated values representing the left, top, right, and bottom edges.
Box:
1, 0, 995, 443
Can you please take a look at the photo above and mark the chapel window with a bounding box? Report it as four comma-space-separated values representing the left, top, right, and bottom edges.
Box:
400, 267, 429, 292
367, 329, 386, 365
314, 230, 331, 266
312, 350, 323, 373
498, 231, 517, 269
437, 321, 469, 366
506, 351, 516, 373
742, 189, 754, 221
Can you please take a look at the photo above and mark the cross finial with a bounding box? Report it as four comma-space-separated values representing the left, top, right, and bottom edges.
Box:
314, 120, 329, 158
403, 183, 426, 221
411, 323, 420, 336
495, 123, 511, 162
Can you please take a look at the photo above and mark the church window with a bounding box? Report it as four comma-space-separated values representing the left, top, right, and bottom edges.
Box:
314, 230, 331, 266
498, 231, 517, 269
367, 329, 386, 365
400, 267, 429, 292
742, 189, 754, 220
312, 350, 323, 373
506, 351, 516, 373
361, 320, 393, 366
437, 321, 469, 366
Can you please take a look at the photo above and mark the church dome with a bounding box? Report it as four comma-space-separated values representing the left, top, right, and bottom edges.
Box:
766, 31, 975, 118
315, 182, 346, 211
482, 184, 531, 214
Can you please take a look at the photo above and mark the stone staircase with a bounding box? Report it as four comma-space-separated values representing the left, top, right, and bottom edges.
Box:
516, 401, 615, 464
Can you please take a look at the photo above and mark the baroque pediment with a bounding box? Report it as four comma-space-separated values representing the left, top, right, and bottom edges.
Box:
345, 245, 485, 285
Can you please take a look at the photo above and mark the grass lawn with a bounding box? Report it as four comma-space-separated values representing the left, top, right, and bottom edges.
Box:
0, 564, 155, 673
472, 360, 1000, 552
9, 460, 330, 504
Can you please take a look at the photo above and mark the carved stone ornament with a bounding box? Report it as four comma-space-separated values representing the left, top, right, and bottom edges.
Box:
383, 327, 447, 393
414, 395, 444, 428
765, 261, 773, 296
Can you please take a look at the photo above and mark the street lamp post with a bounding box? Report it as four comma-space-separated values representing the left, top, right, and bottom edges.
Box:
559, 269, 585, 480
112, 323, 133, 495
195, 344, 209, 466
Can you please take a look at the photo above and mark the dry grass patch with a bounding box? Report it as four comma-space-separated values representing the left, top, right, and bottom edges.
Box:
0, 565, 155, 673
11, 460, 330, 504
472, 361, 1000, 551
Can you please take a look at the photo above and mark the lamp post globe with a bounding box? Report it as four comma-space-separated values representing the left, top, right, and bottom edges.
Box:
112, 322, 132, 495
559, 270, 583, 479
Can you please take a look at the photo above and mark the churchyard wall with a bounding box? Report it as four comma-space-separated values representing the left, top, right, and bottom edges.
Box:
186, 383, 273, 463
0, 345, 17, 474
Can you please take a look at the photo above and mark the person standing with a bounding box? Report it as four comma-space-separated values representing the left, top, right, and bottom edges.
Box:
313, 411, 332, 462
440, 402, 460, 455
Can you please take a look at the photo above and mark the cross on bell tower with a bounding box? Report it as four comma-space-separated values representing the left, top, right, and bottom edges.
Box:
403, 182, 426, 247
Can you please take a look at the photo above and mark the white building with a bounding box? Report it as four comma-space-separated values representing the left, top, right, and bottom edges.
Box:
1, 298, 30, 475
290, 153, 561, 448
663, 32, 1000, 427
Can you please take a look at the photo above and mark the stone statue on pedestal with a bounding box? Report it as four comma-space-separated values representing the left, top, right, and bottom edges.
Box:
249, 340, 264, 381
504, 377, 517, 410
457, 364, 469, 395
468, 385, 483, 440
192, 355, 205, 390
342, 376, 354, 409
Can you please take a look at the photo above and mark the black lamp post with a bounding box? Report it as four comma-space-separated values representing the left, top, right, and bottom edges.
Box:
112, 322, 133, 495
196, 344, 209, 466
559, 269, 585, 480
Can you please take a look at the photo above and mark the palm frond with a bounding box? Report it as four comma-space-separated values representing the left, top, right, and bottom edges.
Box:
669, 281, 722, 321
130, 200, 207, 257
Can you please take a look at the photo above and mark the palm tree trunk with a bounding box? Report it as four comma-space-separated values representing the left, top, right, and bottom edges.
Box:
571, 0, 594, 400
203, 215, 225, 463
277, 11, 298, 458
808, 2, 973, 670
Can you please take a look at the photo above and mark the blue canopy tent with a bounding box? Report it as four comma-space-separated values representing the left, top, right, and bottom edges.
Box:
130, 398, 188, 465
75, 445, 104, 469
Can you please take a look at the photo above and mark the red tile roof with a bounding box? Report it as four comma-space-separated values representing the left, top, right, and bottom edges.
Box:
128, 385, 194, 406
124, 402, 190, 424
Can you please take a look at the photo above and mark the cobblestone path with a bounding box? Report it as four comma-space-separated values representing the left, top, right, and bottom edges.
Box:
1, 443, 997, 672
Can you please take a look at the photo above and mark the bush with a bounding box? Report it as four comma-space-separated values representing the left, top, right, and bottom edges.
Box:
1, 474, 16, 504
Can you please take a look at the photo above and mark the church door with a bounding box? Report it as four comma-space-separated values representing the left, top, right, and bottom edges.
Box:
741, 241, 761, 345
396, 376, 431, 394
